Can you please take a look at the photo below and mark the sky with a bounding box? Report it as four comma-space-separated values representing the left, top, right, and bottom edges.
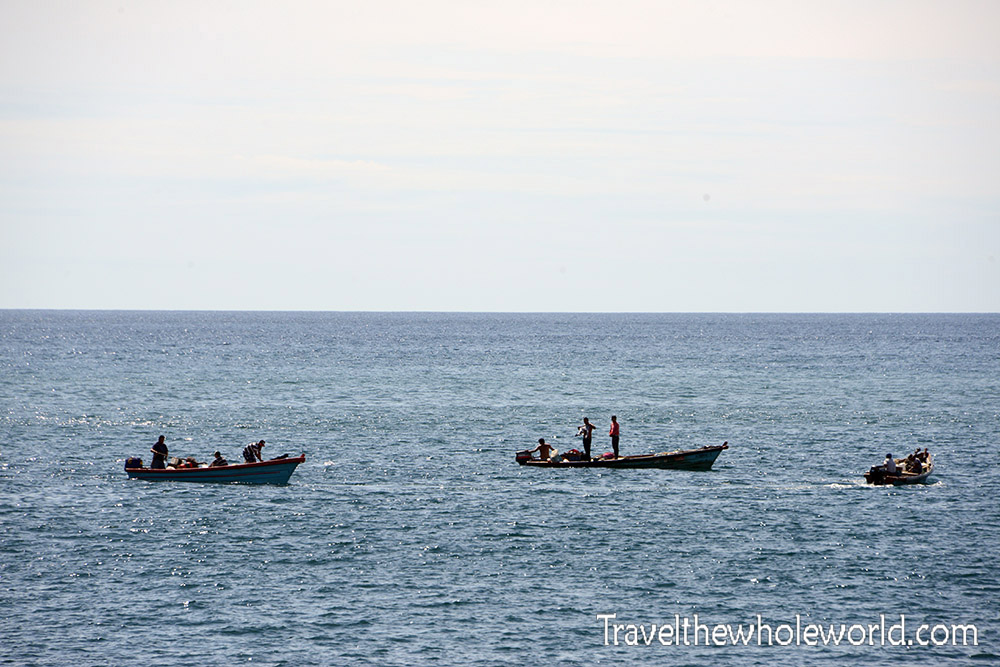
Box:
1, 0, 998, 311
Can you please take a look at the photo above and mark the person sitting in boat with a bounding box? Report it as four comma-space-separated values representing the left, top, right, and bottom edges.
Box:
150, 435, 169, 469
209, 451, 228, 467
529, 438, 555, 461
905, 455, 922, 474
917, 448, 930, 463
882, 453, 897, 475
243, 440, 266, 463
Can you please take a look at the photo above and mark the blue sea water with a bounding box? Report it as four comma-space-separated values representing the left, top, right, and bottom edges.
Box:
1, 311, 998, 666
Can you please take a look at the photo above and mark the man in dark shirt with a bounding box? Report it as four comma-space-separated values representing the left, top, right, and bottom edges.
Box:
580, 417, 596, 460
150, 436, 168, 469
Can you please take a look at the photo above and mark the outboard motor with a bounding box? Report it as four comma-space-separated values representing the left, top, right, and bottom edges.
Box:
864, 465, 885, 484
515, 450, 533, 463
125, 457, 143, 470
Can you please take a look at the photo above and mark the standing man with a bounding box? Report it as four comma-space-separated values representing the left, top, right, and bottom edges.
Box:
243, 440, 266, 463
609, 416, 620, 458
581, 417, 596, 461
150, 435, 168, 469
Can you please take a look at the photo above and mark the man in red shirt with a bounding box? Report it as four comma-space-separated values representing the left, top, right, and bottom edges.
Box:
609, 416, 620, 458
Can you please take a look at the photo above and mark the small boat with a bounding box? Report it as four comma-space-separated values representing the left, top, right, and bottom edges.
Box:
516, 443, 728, 470
864, 455, 933, 486
125, 455, 305, 484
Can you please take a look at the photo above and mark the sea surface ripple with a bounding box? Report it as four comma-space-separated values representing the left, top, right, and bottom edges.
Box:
1, 312, 998, 665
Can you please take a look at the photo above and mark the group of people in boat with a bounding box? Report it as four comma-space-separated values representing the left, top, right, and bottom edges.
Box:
142, 435, 269, 470
528, 416, 621, 462
878, 448, 931, 476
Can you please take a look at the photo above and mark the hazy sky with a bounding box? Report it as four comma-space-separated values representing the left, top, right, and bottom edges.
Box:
2, 0, 998, 311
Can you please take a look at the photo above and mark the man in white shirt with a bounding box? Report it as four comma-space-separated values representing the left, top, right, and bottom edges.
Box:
883, 453, 897, 474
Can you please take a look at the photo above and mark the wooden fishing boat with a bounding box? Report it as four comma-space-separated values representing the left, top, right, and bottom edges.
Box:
125, 455, 305, 484
864, 455, 933, 486
516, 443, 728, 470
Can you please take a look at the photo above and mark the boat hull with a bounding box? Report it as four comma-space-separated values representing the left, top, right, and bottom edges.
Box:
126, 455, 305, 484
518, 444, 728, 470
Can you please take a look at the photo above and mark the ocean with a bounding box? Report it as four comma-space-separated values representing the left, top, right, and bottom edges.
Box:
1, 311, 997, 665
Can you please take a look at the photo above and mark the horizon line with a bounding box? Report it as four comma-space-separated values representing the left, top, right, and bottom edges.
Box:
2, 308, 998, 316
